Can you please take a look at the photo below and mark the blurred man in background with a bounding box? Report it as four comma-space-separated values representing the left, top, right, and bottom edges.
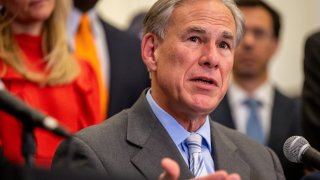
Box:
69, 0, 150, 119
302, 30, 320, 175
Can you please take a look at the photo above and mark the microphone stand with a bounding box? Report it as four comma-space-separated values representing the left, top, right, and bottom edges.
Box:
21, 122, 36, 167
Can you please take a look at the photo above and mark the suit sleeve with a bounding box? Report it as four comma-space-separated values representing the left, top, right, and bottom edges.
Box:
52, 136, 107, 174
302, 32, 320, 151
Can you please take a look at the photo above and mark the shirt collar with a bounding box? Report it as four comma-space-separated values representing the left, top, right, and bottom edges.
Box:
229, 81, 273, 107
67, 7, 99, 50
146, 89, 212, 152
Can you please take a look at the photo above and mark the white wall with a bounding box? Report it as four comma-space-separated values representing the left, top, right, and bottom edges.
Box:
266, 0, 320, 96
97, 0, 320, 97
96, 0, 156, 30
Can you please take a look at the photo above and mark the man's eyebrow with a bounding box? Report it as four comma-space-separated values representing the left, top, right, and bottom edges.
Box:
185, 27, 234, 39
222, 31, 234, 41
185, 26, 207, 34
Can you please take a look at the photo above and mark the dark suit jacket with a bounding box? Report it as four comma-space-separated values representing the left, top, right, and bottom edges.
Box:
210, 89, 303, 180
99, 18, 150, 117
301, 172, 320, 180
53, 89, 285, 180
303, 31, 320, 152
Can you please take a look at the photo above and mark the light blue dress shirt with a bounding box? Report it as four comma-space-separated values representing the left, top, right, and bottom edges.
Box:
146, 90, 215, 173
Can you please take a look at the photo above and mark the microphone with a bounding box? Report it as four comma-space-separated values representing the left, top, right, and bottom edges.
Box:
283, 136, 320, 170
0, 80, 71, 138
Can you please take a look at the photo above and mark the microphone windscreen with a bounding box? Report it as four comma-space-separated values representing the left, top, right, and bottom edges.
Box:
283, 136, 310, 163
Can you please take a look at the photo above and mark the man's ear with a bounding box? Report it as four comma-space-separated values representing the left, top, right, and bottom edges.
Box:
141, 33, 160, 72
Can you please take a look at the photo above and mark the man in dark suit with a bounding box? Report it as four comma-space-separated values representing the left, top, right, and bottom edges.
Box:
210, 1, 303, 179
69, 0, 150, 118
53, 0, 285, 179
303, 31, 320, 152
302, 31, 320, 175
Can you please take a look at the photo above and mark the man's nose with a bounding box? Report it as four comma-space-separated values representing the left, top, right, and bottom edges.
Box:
199, 44, 219, 69
241, 31, 255, 48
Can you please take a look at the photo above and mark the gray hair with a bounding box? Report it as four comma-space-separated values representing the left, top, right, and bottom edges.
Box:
143, 0, 245, 46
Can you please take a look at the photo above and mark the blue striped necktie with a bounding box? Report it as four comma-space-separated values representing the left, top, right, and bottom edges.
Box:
244, 98, 264, 144
186, 133, 208, 177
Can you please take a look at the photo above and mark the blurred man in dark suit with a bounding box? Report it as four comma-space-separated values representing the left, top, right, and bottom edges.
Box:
303, 31, 320, 153
302, 31, 320, 175
69, 0, 150, 118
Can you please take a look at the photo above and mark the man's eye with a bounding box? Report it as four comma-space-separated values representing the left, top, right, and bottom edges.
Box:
219, 42, 230, 49
189, 36, 200, 43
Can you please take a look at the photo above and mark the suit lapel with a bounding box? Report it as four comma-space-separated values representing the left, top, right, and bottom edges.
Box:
268, 89, 297, 153
268, 89, 290, 147
210, 121, 250, 179
126, 90, 193, 179
125, 90, 251, 179
211, 95, 236, 128
268, 89, 280, 147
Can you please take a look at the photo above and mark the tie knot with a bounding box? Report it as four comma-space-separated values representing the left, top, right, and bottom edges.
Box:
79, 14, 91, 28
243, 98, 261, 109
186, 133, 202, 153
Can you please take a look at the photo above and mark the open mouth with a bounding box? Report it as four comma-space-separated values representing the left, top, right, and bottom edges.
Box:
191, 77, 218, 86
193, 78, 213, 84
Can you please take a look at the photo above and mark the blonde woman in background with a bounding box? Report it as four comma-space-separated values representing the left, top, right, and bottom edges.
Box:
0, 0, 101, 168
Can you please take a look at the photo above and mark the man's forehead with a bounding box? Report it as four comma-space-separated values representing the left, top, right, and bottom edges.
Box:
168, 3, 236, 38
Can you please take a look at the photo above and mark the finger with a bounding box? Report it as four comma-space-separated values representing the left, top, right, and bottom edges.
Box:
227, 173, 241, 180
159, 158, 180, 180
190, 170, 241, 180
191, 170, 228, 180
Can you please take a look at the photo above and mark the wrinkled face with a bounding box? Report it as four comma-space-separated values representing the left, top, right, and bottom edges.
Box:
233, 6, 278, 79
142, 0, 236, 119
1, 0, 55, 23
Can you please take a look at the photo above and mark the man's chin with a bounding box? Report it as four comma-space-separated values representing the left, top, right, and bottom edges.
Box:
190, 104, 215, 115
